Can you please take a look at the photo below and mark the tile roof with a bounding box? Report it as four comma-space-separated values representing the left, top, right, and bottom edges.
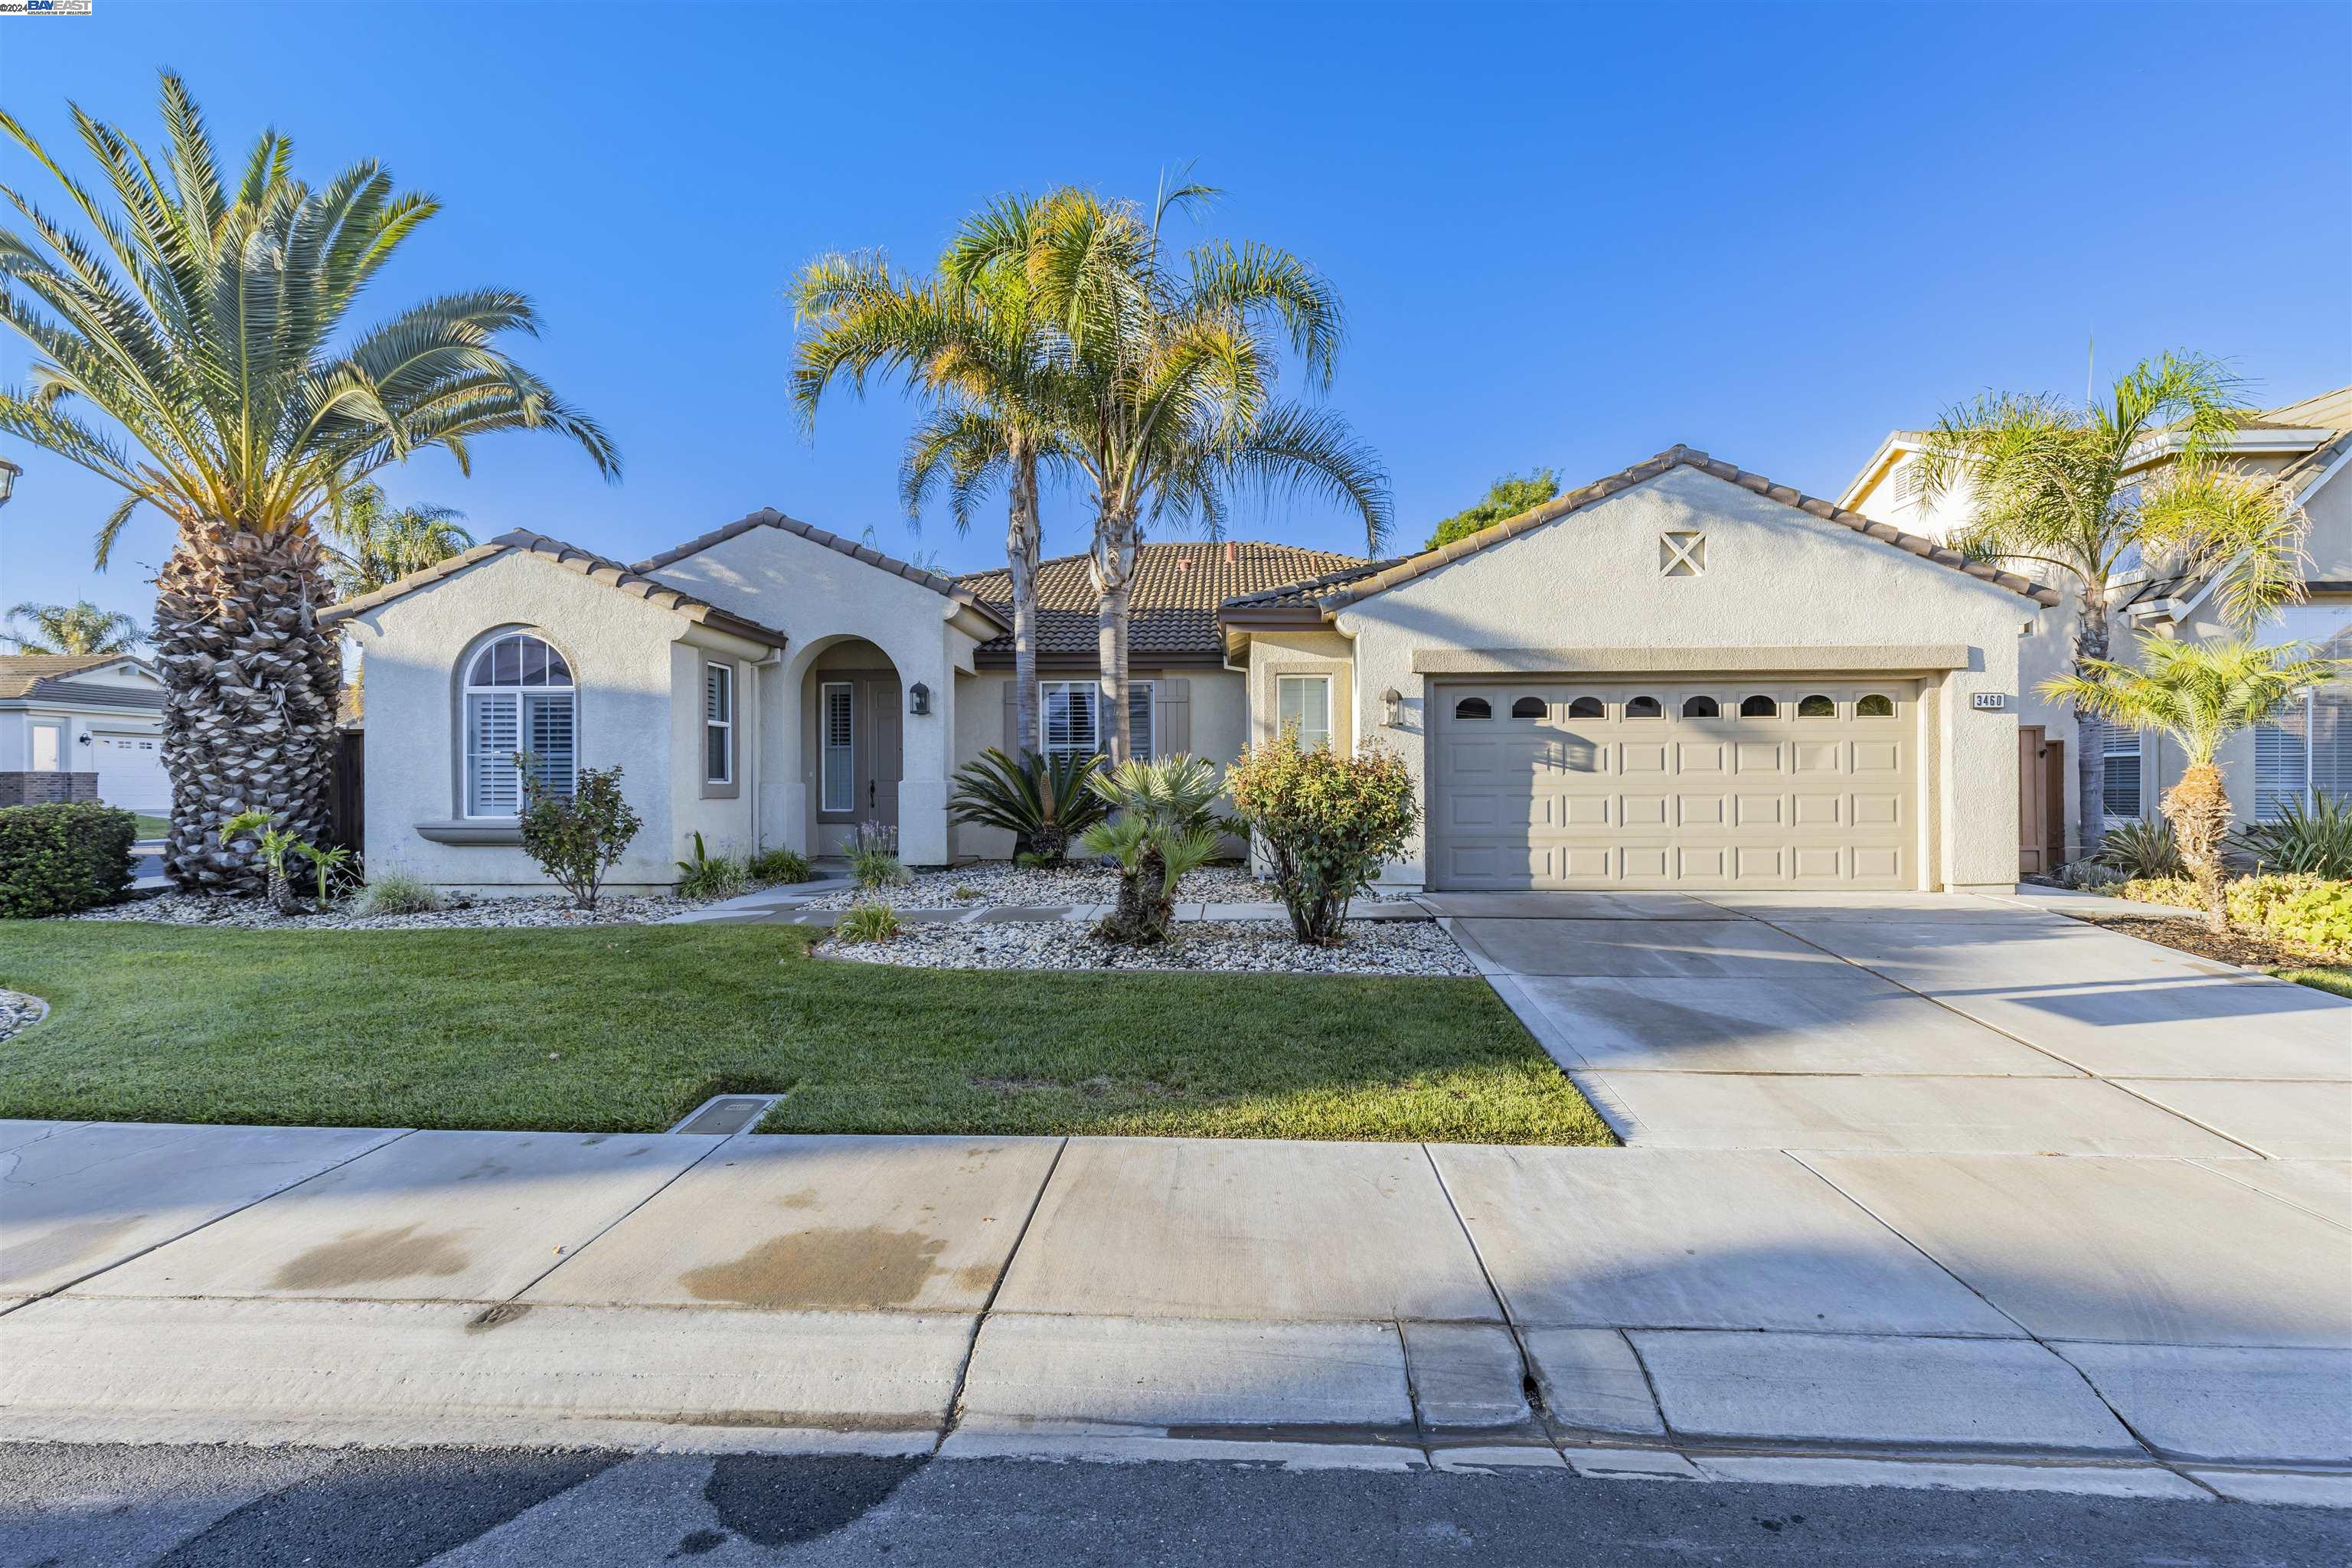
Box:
957, 541, 1370, 657
633, 511, 1009, 629
1227, 446, 2063, 619
0, 654, 159, 704
2252, 385, 2352, 432
320, 531, 792, 647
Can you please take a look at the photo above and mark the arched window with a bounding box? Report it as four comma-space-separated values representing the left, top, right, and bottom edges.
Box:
1625, 695, 1663, 719
1567, 696, 1603, 719
1681, 695, 1720, 718
463, 631, 576, 816
1798, 694, 1835, 717
1740, 694, 1777, 718
1453, 696, 1492, 721
1857, 693, 1895, 717
1511, 696, 1547, 720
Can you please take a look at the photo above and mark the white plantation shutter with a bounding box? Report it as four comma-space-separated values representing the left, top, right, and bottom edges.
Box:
1040, 681, 1098, 758
822, 684, 854, 812
467, 694, 521, 815
524, 693, 576, 799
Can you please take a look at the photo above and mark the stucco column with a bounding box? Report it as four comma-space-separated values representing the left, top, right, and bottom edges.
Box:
760, 655, 805, 853
895, 635, 952, 867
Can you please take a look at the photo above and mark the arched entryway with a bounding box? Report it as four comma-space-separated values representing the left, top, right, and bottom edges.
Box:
799, 636, 903, 855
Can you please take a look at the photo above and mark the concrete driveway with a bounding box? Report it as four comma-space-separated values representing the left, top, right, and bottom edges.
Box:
1434, 890, 2352, 1158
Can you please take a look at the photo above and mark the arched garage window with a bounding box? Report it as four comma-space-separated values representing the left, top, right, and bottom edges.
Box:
1681, 695, 1720, 718
464, 631, 576, 816
1857, 694, 1895, 717
1511, 696, 1547, 719
1625, 695, 1663, 718
1798, 694, 1835, 717
1567, 696, 1603, 719
1453, 696, 1492, 720
1740, 694, 1777, 718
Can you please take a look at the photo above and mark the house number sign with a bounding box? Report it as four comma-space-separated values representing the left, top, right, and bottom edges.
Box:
1971, 692, 2008, 710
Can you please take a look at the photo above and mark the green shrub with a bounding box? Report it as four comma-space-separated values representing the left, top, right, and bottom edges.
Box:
1082, 755, 1222, 945
848, 822, 909, 891
516, 757, 642, 912
1224, 732, 1419, 945
748, 848, 811, 886
0, 802, 137, 917
2231, 794, 2352, 879
2053, 858, 2127, 890
2096, 819, 2185, 880
2227, 874, 2352, 955
834, 900, 903, 943
2117, 877, 2200, 908
675, 831, 750, 900
949, 748, 1108, 863
359, 871, 443, 916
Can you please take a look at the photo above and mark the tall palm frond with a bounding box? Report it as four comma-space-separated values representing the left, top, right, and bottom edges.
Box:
2040, 635, 2344, 769
321, 479, 472, 596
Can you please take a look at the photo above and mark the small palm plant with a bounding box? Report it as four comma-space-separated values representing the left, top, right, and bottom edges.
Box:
2044, 636, 2346, 931
217, 810, 302, 915
949, 748, 1109, 864
1081, 755, 1222, 945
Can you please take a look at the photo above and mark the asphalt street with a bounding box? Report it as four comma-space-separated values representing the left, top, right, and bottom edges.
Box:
3, 1444, 2347, 1567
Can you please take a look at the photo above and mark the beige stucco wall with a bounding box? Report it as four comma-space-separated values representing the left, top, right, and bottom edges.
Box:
1325, 465, 2032, 891
644, 524, 986, 865
339, 549, 766, 893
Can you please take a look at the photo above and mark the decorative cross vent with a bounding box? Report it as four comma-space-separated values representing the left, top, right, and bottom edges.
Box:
1660, 530, 1707, 577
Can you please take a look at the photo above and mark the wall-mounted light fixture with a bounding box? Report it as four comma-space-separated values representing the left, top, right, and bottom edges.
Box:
908, 682, 930, 717
1381, 687, 1403, 727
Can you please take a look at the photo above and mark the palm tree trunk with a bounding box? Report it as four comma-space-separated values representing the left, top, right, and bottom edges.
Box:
155, 523, 341, 894
2163, 763, 2233, 934
2069, 579, 2112, 859
1089, 509, 1138, 766
1007, 445, 1042, 760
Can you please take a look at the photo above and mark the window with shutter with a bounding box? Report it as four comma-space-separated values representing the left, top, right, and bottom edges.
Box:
704, 664, 733, 785
821, 683, 854, 812
2093, 718, 2143, 822
462, 632, 575, 816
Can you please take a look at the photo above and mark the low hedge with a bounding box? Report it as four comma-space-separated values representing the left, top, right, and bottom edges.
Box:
0, 802, 139, 918
2116, 873, 2352, 956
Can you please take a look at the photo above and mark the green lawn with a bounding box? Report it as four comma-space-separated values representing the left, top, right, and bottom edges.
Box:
132, 814, 168, 839
0, 923, 1612, 1145
2275, 965, 2352, 999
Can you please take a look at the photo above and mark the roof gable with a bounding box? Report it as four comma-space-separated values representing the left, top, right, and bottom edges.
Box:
0, 653, 162, 704
321, 531, 791, 647
958, 541, 1368, 658
635, 511, 1008, 630
1228, 447, 2061, 622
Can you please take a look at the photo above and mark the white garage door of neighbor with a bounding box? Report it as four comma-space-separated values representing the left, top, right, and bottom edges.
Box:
92, 730, 168, 812
1429, 681, 1921, 890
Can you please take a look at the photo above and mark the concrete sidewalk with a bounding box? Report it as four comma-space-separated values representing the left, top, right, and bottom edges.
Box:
3, 1119, 2347, 1504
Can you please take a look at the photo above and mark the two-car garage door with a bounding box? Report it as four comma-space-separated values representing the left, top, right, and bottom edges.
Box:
1428, 681, 1919, 890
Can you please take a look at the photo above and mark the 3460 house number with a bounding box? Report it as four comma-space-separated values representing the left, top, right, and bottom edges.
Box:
1971, 692, 2008, 710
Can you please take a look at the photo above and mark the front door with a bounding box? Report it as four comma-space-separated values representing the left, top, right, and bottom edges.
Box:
861, 676, 901, 828
2018, 726, 2047, 876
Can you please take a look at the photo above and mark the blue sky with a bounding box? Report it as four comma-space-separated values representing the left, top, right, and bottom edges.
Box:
4, 1, 2347, 631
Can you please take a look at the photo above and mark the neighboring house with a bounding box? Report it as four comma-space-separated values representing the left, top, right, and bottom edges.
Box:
328, 446, 2053, 895
0, 654, 168, 812
1842, 387, 2352, 870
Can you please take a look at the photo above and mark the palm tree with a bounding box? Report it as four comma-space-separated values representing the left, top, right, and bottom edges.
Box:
792, 233, 1068, 755
0, 74, 615, 893
943, 181, 1390, 765
2045, 636, 2344, 931
1917, 352, 2309, 851
1, 599, 142, 655
322, 480, 473, 597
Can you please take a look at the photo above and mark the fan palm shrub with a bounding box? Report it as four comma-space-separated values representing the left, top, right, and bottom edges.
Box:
1080, 754, 1221, 945
1, 599, 142, 655
1918, 352, 2310, 851
2230, 793, 2352, 879
948, 746, 1108, 864
2044, 635, 2345, 931
2092, 819, 2185, 880
0, 73, 615, 893
942, 181, 1390, 765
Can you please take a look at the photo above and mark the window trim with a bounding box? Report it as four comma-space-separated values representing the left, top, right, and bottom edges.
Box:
459, 630, 577, 821
701, 659, 737, 797
819, 681, 855, 815
1278, 674, 1334, 750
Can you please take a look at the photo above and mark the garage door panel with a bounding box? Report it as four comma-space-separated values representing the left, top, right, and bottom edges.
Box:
1431, 678, 1920, 891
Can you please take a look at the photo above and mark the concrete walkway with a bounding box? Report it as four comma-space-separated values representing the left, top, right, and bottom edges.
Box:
1437, 889, 2352, 1159
3, 1116, 2347, 1502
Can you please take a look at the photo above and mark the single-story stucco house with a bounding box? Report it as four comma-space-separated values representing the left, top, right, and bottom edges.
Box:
322, 446, 2058, 896
0, 653, 168, 812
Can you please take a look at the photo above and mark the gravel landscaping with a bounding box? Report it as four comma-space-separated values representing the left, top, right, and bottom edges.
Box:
65, 890, 704, 931
793, 861, 1412, 912
823, 916, 1475, 975
0, 988, 46, 1045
